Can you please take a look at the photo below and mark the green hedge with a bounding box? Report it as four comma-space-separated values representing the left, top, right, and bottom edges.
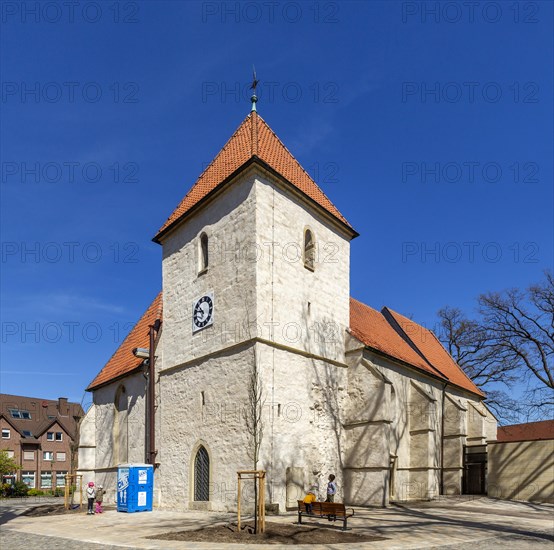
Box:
1, 481, 29, 497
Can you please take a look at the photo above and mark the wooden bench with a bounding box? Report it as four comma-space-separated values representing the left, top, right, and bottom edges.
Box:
297, 500, 354, 531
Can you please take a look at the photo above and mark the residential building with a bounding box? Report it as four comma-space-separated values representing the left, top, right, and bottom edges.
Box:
0, 394, 84, 490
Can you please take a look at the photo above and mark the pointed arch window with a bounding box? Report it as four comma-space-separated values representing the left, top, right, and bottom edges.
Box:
304, 229, 315, 271
199, 233, 209, 274
194, 445, 210, 501
113, 385, 128, 465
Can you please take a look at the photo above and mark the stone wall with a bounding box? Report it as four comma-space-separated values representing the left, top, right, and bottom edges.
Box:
78, 372, 147, 505
488, 439, 554, 503
343, 345, 495, 505
156, 344, 253, 511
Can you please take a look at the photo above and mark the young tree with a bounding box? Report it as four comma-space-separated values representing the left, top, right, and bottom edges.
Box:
438, 271, 553, 423
0, 450, 20, 479
243, 351, 264, 533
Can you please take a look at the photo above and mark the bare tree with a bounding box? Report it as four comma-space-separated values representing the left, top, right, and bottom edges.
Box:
438, 271, 553, 423
243, 351, 264, 533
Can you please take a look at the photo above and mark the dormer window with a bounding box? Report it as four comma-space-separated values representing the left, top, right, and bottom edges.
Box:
199, 232, 209, 274
303, 229, 315, 271
9, 408, 31, 419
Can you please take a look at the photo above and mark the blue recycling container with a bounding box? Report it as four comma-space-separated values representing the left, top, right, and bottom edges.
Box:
117, 464, 154, 512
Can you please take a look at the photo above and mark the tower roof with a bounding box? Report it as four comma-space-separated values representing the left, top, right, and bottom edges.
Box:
153, 112, 354, 242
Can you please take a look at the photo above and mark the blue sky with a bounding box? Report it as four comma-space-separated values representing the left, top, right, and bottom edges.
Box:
1, 1, 552, 408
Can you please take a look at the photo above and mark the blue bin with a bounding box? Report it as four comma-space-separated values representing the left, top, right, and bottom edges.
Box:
117, 464, 154, 512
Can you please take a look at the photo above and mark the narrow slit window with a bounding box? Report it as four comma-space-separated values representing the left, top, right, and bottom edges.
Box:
199, 233, 209, 273
304, 229, 315, 271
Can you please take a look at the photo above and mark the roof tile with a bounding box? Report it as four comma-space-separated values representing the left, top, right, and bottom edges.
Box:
350, 299, 484, 397
497, 420, 554, 442
154, 113, 351, 240
384, 307, 484, 396
86, 292, 162, 391
350, 298, 440, 377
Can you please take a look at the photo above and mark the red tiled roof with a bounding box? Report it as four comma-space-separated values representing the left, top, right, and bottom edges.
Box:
350, 298, 440, 377
87, 292, 162, 391
154, 112, 352, 241
497, 420, 554, 442
384, 308, 484, 396
350, 298, 484, 397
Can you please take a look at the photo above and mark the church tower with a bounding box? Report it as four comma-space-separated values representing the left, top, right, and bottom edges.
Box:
153, 107, 357, 511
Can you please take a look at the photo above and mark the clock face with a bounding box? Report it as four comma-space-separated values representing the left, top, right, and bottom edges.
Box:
192, 293, 214, 333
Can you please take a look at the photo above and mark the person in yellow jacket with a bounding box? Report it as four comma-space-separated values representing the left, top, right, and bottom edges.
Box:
302, 487, 317, 514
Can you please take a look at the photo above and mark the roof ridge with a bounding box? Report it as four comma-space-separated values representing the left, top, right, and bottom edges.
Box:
251, 111, 258, 156
426, 329, 483, 390
383, 306, 483, 397
255, 113, 347, 223
381, 306, 448, 380
0, 393, 80, 405
164, 115, 253, 220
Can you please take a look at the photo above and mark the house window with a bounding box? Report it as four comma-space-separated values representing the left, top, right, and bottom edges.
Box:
55, 432, 63, 441
6, 450, 15, 458
2, 429, 9, 439
43, 451, 54, 461
22, 471, 35, 488
22, 430, 33, 438
47, 432, 54, 441
2, 474, 16, 485
56, 471, 67, 487
199, 232, 209, 273
194, 445, 210, 501
303, 229, 316, 271
23, 451, 35, 461
41, 472, 52, 489
56, 452, 66, 462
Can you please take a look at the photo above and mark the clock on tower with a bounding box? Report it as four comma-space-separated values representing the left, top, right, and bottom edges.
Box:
192, 292, 214, 333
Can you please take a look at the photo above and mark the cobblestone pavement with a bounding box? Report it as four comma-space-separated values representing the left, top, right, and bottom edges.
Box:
0, 497, 552, 549
1, 530, 127, 550
0, 497, 63, 526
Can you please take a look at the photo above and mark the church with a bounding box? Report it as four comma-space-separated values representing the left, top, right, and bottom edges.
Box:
78, 101, 496, 511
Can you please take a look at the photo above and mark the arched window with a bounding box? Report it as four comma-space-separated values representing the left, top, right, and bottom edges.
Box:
113, 385, 128, 465
199, 233, 209, 273
304, 229, 315, 271
194, 445, 210, 501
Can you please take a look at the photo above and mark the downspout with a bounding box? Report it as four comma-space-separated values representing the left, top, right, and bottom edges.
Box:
440, 382, 447, 495
148, 320, 161, 466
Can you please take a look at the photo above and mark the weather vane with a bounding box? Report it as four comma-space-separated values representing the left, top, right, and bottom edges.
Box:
250, 65, 259, 112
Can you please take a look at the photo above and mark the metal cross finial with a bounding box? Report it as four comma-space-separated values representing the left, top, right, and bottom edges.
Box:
250, 65, 259, 112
